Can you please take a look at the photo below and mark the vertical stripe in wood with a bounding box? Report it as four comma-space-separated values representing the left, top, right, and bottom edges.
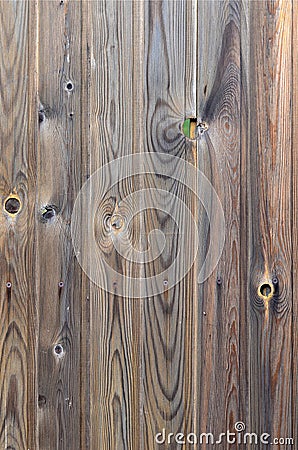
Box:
142, 1, 197, 448
248, 0, 293, 443
80, 0, 91, 448
87, 1, 142, 448
0, 1, 35, 449
36, 1, 82, 448
0, 1, 38, 449
292, 0, 298, 445
196, 0, 242, 439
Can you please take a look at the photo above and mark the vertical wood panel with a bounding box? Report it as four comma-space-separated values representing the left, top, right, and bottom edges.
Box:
292, 0, 298, 445
87, 2, 142, 448
36, 1, 82, 448
248, 0, 293, 445
196, 0, 243, 440
0, 2, 37, 449
142, 2, 197, 448
80, 1, 91, 448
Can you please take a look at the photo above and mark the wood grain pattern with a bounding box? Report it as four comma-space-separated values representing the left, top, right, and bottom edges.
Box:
36, 1, 83, 448
0, 1, 296, 449
247, 2, 293, 446
292, 1, 298, 448
0, 2, 37, 449
141, 2, 198, 449
87, 2, 142, 448
196, 0, 243, 441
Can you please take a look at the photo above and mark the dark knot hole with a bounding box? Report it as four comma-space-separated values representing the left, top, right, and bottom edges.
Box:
4, 197, 21, 215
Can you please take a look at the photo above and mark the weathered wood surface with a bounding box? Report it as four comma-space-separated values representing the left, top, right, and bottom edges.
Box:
0, 2, 37, 449
247, 2, 293, 445
36, 1, 83, 449
293, 1, 298, 448
0, 1, 296, 449
196, 1, 243, 441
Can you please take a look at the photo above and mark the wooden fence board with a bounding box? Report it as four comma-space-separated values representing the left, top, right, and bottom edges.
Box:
292, 1, 298, 447
141, 2, 197, 448
86, 2, 142, 448
196, 1, 243, 441
0, 1, 296, 449
247, 2, 293, 445
0, 2, 37, 449
36, 1, 83, 448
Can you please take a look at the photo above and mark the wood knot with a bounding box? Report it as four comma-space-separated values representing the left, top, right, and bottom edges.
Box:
53, 344, 64, 358
197, 121, 209, 135
110, 214, 124, 231
38, 395, 47, 408
41, 205, 57, 222
258, 282, 274, 300
182, 118, 209, 139
3, 195, 21, 216
39, 110, 45, 123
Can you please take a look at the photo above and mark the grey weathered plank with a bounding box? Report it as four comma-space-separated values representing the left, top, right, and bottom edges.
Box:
36, 1, 83, 448
86, 1, 142, 448
292, 0, 298, 446
0, 2, 37, 449
247, 0, 293, 446
196, 0, 243, 440
141, 1, 197, 448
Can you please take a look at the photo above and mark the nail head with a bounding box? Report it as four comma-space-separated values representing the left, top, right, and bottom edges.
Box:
65, 81, 74, 92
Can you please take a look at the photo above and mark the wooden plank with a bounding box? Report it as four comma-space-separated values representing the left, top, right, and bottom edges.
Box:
86, 2, 142, 448
0, 1, 37, 449
80, 1, 91, 449
292, 0, 298, 446
27, 3, 39, 447
141, 1, 198, 447
36, 1, 83, 448
247, 0, 293, 444
196, 0, 243, 439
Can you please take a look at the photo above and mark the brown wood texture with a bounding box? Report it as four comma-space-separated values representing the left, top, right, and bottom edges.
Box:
0, 1, 296, 449
36, 1, 84, 449
247, 2, 293, 446
86, 2, 142, 448
293, 1, 298, 448
0, 2, 37, 448
196, 1, 243, 441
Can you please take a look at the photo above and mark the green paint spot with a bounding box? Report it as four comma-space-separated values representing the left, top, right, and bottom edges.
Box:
182, 118, 191, 138
182, 117, 197, 139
